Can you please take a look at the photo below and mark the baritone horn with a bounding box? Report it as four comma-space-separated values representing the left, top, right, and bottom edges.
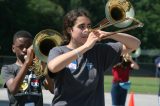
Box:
92, 0, 144, 39
32, 29, 63, 78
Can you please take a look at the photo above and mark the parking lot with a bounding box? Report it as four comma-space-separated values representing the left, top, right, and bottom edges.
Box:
0, 88, 158, 106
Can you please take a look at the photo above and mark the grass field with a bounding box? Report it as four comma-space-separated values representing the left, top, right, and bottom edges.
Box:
0, 75, 3, 87
104, 75, 159, 94
0, 75, 159, 95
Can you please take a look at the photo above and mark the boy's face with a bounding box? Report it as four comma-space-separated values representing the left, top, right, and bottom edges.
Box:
12, 37, 33, 62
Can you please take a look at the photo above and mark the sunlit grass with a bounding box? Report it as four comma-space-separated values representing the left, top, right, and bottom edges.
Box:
0, 75, 3, 87
0, 75, 159, 94
104, 75, 159, 94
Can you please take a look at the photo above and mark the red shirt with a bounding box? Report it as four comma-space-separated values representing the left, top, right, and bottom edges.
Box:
112, 64, 131, 83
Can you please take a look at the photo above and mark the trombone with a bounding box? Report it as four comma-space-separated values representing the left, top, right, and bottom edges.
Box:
92, 0, 144, 39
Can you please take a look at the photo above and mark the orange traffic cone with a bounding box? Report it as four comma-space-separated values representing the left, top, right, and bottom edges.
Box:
128, 91, 134, 106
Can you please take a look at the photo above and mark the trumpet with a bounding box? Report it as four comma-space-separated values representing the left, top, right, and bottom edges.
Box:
91, 0, 144, 39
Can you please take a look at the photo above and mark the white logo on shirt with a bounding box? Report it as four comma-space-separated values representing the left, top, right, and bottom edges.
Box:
67, 60, 77, 73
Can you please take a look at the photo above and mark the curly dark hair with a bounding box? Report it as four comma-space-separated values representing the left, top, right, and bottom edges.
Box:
62, 8, 91, 45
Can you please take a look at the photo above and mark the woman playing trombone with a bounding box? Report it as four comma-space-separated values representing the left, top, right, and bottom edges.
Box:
47, 8, 141, 106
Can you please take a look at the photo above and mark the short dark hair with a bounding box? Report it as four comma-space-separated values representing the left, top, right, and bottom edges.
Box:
13, 30, 33, 43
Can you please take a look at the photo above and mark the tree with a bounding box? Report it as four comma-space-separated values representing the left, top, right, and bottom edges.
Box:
0, 0, 160, 56
133, 0, 160, 49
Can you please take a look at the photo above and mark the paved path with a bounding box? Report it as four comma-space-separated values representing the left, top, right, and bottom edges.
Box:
0, 88, 159, 106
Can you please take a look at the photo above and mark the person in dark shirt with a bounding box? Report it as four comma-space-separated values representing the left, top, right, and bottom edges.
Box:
1, 30, 54, 106
155, 56, 160, 105
47, 8, 141, 106
155, 56, 160, 77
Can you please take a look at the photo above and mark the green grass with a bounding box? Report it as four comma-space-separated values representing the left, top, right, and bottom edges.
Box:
0, 75, 3, 87
0, 75, 159, 95
104, 75, 159, 94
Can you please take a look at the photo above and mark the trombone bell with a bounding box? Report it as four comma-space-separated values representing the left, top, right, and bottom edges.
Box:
105, 0, 135, 28
92, 0, 144, 40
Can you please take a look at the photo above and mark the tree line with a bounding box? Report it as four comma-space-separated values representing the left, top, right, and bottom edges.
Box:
0, 0, 159, 56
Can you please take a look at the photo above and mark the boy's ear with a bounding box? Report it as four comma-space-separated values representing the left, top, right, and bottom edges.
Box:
12, 45, 15, 53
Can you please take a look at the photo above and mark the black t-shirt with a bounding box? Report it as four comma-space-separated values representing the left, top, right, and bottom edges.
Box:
1, 63, 44, 106
47, 42, 122, 106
